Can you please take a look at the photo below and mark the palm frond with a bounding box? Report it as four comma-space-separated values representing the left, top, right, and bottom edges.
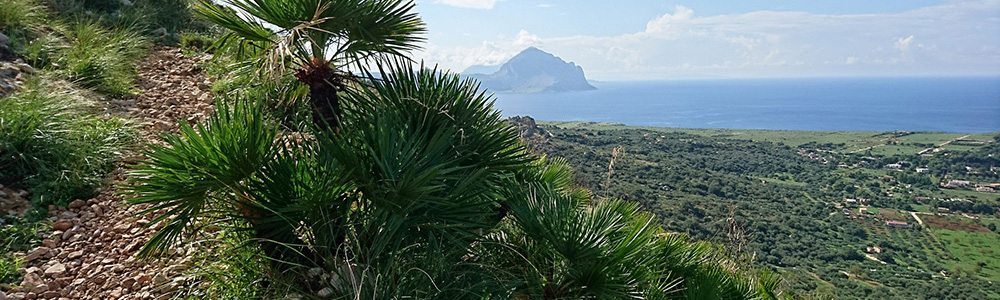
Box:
123, 99, 279, 257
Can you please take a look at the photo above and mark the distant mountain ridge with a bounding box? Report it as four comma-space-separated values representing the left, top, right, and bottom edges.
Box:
466, 47, 596, 93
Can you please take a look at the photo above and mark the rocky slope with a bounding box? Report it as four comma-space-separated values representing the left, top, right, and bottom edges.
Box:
468, 47, 596, 93
1, 47, 213, 300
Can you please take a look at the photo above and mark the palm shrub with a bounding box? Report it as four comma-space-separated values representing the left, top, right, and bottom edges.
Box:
126, 62, 787, 298
193, 0, 426, 131
126, 63, 529, 297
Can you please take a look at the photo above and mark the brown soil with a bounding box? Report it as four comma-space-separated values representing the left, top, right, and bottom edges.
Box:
2, 47, 214, 300
921, 214, 991, 232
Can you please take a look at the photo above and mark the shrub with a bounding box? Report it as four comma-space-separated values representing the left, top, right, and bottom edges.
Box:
179, 31, 215, 52
126, 64, 784, 298
0, 79, 137, 205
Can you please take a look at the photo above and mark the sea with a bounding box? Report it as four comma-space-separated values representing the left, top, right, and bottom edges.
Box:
490, 76, 1000, 133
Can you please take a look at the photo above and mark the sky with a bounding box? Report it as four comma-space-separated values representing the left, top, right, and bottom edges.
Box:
410, 0, 1000, 80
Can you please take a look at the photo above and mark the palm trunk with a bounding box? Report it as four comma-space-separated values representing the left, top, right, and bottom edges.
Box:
310, 81, 341, 133
295, 60, 342, 132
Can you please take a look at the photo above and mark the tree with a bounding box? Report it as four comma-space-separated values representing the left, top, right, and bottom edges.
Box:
193, 0, 426, 131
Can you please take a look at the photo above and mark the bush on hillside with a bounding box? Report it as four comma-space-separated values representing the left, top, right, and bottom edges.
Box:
125, 63, 784, 299
0, 79, 136, 205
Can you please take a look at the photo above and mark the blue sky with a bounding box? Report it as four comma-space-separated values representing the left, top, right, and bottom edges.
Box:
411, 0, 1000, 80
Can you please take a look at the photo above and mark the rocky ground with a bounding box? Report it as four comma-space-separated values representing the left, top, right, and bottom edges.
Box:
1, 47, 215, 300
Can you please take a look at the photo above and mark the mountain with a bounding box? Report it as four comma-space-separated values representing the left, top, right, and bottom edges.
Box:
462, 64, 502, 75
468, 47, 596, 93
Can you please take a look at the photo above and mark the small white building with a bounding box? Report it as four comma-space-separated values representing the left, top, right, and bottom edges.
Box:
915, 168, 930, 173
947, 180, 970, 187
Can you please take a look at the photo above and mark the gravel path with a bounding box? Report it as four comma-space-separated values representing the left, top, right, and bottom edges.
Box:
3, 47, 214, 300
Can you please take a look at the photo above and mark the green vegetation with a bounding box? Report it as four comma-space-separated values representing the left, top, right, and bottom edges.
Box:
1, 0, 209, 288
116, 0, 786, 298
931, 228, 1000, 279
0, 80, 136, 204
61, 22, 149, 96
4, 0, 996, 298
193, 0, 426, 130
126, 66, 784, 298
527, 121, 1000, 299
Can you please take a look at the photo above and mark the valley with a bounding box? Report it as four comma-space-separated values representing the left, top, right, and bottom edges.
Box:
520, 119, 1000, 299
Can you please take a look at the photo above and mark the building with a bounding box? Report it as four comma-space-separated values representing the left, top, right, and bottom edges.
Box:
976, 186, 995, 193
886, 221, 913, 228
866, 246, 884, 254
946, 180, 970, 187
915, 168, 930, 173
885, 163, 902, 169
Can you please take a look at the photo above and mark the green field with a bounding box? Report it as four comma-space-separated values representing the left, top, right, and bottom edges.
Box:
931, 228, 1000, 279
539, 121, 996, 156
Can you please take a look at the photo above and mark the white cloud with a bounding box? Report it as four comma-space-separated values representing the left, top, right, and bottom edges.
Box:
895, 35, 915, 52
419, 0, 1000, 79
513, 30, 542, 48
644, 6, 694, 35
434, 0, 497, 9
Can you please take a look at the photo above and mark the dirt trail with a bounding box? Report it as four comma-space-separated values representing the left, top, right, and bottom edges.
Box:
3, 47, 214, 300
910, 211, 925, 226
917, 134, 970, 155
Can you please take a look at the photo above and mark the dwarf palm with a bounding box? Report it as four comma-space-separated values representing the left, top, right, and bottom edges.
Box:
193, 0, 426, 130
126, 63, 527, 295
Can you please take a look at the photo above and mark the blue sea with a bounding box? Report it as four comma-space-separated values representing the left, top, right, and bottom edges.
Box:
490, 77, 1000, 133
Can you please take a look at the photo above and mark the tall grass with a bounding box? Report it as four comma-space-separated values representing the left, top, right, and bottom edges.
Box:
0, 0, 47, 55
0, 79, 137, 205
61, 21, 149, 96
50, 0, 211, 45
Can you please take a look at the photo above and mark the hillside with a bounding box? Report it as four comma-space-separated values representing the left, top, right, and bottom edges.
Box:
2, 1, 783, 299
468, 47, 596, 93
518, 119, 1000, 299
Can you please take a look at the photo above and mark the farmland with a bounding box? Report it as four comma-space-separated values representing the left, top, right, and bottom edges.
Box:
526, 119, 1000, 299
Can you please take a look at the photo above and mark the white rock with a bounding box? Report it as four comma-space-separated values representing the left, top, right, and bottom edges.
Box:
44, 263, 66, 276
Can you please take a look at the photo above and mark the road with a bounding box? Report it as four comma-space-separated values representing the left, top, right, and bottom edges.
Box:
918, 134, 969, 155
910, 211, 925, 226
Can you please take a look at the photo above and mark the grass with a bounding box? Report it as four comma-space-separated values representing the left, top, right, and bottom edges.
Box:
936, 189, 999, 204
929, 228, 1000, 280
539, 121, 998, 156
61, 21, 149, 96
0, 0, 47, 54
0, 214, 45, 285
172, 230, 296, 299
0, 78, 137, 205
912, 204, 932, 213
